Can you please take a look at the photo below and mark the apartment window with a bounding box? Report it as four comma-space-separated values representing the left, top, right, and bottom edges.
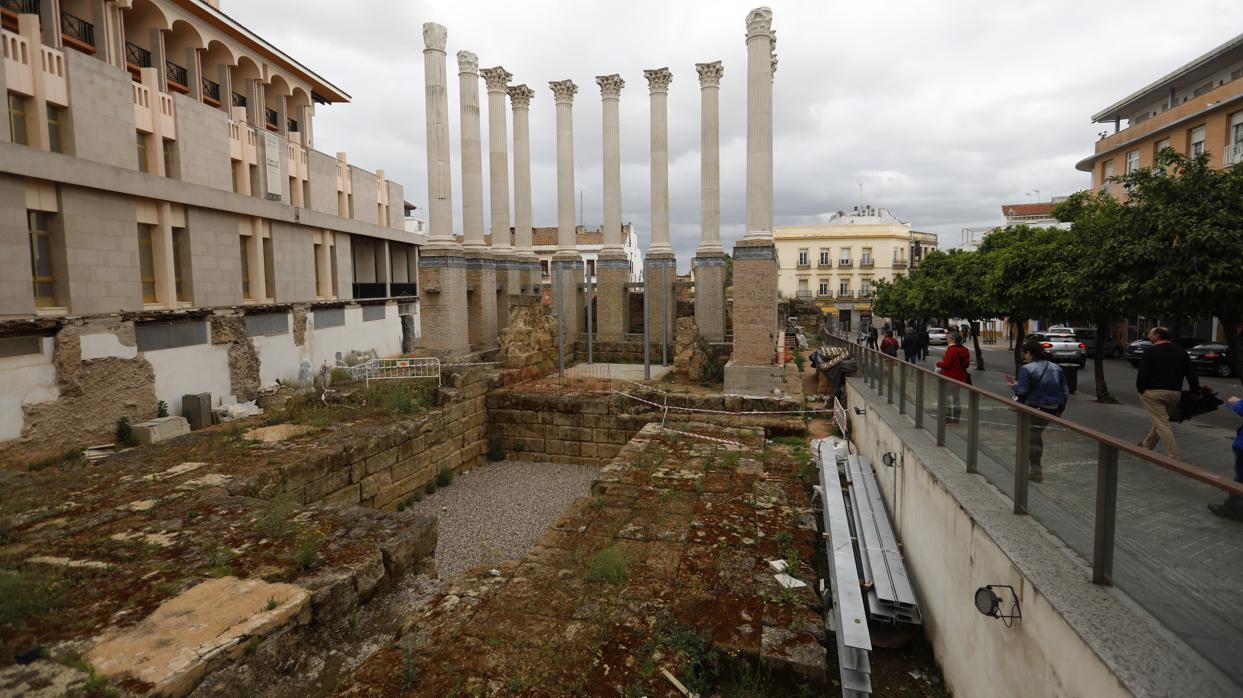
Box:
818, 249, 829, 266
28, 211, 56, 307
313, 243, 323, 294
230, 162, 241, 194
47, 106, 64, 153
861, 247, 873, 264
303, 180, 311, 209
172, 227, 188, 302
162, 139, 174, 178
239, 235, 251, 299
796, 248, 808, 267
1102, 159, 1114, 187
1154, 137, 1171, 159
7, 93, 27, 146
1125, 149, 1140, 174
797, 279, 808, 296
1189, 126, 1206, 157
586, 259, 596, 278
540, 260, 550, 277
1232, 112, 1243, 145
838, 280, 850, 294
818, 280, 829, 296
262, 237, 275, 300
1191, 82, 1214, 98
138, 223, 157, 303
839, 248, 851, 263
861, 279, 873, 295
136, 132, 149, 173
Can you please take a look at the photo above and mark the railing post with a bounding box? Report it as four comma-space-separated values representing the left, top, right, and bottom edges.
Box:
935, 377, 947, 446
1014, 411, 1031, 514
966, 391, 980, 473
914, 370, 925, 429
886, 357, 894, 404
898, 362, 907, 415
1092, 443, 1118, 585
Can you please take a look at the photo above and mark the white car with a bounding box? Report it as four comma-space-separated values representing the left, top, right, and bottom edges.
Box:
927, 328, 949, 346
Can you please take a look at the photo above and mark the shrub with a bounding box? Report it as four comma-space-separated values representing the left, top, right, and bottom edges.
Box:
487, 438, 506, 462
435, 468, 454, 488
585, 546, 630, 584
330, 367, 352, 384
115, 417, 138, 447
156, 400, 169, 418
289, 533, 322, 573
27, 449, 83, 472
363, 381, 435, 416
254, 491, 299, 538
0, 567, 63, 626
424, 481, 438, 495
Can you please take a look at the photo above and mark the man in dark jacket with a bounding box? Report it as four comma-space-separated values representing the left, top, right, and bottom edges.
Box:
901, 330, 921, 363
1136, 326, 1199, 460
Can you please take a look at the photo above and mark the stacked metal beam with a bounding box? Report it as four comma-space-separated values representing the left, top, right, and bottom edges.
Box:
845, 455, 923, 626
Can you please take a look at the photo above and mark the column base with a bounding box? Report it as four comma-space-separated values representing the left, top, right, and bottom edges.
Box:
596, 252, 631, 342
693, 252, 727, 342
730, 239, 778, 366
417, 248, 470, 356
464, 249, 498, 351
723, 362, 786, 398
551, 255, 582, 341
644, 252, 677, 362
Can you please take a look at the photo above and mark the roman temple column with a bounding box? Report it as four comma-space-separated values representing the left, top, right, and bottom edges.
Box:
596, 74, 628, 342
417, 22, 469, 356
481, 66, 518, 332
459, 50, 497, 349
644, 67, 676, 361
725, 7, 783, 396
694, 61, 727, 342
508, 84, 540, 293
549, 79, 582, 341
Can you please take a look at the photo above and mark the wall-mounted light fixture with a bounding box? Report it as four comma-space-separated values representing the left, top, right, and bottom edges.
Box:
881, 451, 898, 468
975, 585, 1022, 627
853, 406, 867, 416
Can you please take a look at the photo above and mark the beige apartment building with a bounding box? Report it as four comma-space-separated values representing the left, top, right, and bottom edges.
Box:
0, 0, 420, 461
774, 206, 936, 333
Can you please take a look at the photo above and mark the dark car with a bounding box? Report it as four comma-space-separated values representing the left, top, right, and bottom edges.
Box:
1188, 344, 1236, 377
1126, 337, 1208, 367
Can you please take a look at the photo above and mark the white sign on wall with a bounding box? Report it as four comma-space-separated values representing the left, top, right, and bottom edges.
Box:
263, 131, 283, 202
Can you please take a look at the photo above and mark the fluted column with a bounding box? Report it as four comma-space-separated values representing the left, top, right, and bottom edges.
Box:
508, 84, 538, 292
694, 61, 727, 342
550, 79, 582, 339
645, 68, 673, 255
596, 74, 628, 341
458, 50, 497, 349
744, 7, 775, 240
418, 22, 469, 356
481, 66, 517, 332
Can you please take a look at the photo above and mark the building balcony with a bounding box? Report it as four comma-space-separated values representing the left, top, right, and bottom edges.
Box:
231, 91, 247, 109
796, 262, 810, 269
892, 259, 908, 269
264, 107, 279, 131
59, 10, 94, 54
125, 41, 150, 73
228, 118, 258, 165
1, 0, 39, 23
352, 282, 388, 299
796, 290, 813, 300
860, 259, 875, 268
836, 290, 853, 299
817, 261, 832, 268
202, 76, 221, 106
858, 291, 872, 300
838, 259, 853, 268
3, 27, 67, 107
165, 59, 188, 94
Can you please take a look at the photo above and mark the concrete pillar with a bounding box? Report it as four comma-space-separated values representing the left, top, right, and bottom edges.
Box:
550, 79, 581, 339
644, 68, 676, 357
481, 65, 518, 334
417, 22, 469, 357
595, 74, 628, 342
459, 50, 497, 350
17, 16, 50, 151
726, 7, 783, 396
508, 84, 539, 293
694, 61, 727, 342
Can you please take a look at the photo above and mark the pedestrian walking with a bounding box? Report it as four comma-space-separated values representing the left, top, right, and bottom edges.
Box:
880, 330, 899, 357
866, 327, 879, 350
918, 326, 930, 362
1010, 339, 1069, 482
901, 330, 920, 363
935, 332, 971, 424
1208, 396, 1243, 521
1136, 326, 1199, 460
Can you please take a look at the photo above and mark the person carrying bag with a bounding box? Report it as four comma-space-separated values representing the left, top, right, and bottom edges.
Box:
1010, 339, 1069, 482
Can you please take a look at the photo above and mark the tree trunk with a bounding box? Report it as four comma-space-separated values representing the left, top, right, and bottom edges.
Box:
1093, 316, 1114, 402
1012, 318, 1025, 374
971, 320, 985, 371
1219, 312, 1243, 388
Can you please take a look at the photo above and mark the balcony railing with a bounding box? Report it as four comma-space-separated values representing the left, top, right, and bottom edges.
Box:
838, 259, 853, 268
817, 291, 832, 299
892, 259, 908, 268
796, 261, 810, 269
860, 259, 875, 268
351, 282, 388, 299
165, 59, 188, 91
390, 282, 417, 297
796, 290, 813, 300
202, 77, 220, 104
125, 41, 151, 68
287, 118, 298, 133
231, 91, 246, 108
837, 290, 853, 299
858, 291, 872, 300
818, 260, 832, 268
2, 0, 39, 14
264, 107, 279, 130
59, 10, 93, 51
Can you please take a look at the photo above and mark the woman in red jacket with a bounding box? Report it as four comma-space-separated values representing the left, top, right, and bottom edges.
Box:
936, 331, 971, 424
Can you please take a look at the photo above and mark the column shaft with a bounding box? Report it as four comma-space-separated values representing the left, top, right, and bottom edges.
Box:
459, 51, 496, 349
695, 61, 726, 342
423, 24, 454, 247
596, 74, 627, 341
745, 8, 775, 239
508, 85, 538, 292
550, 80, 582, 340
645, 68, 673, 254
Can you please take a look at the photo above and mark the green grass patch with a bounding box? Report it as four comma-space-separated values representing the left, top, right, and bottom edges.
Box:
435, 467, 455, 488
27, 448, 84, 472
0, 567, 64, 627
584, 545, 630, 584
289, 532, 322, 573
253, 491, 299, 538
362, 381, 435, 416
487, 437, 507, 462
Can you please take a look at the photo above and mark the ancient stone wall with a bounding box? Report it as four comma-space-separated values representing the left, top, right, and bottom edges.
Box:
497, 295, 556, 381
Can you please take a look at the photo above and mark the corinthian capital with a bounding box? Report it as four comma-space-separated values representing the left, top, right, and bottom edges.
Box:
457, 50, 478, 74
422, 22, 447, 51
549, 80, 578, 104
480, 66, 513, 92
695, 61, 724, 88
746, 6, 773, 38
596, 74, 625, 100
508, 84, 535, 109
643, 67, 673, 93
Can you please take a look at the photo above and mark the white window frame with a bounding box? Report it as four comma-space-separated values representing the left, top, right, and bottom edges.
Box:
797, 248, 809, 267
1190, 126, 1206, 156
1125, 149, 1140, 174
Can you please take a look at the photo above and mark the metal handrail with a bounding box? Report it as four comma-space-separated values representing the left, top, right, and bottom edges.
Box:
202, 77, 221, 102
59, 10, 93, 47
165, 59, 188, 87
1, 0, 39, 14
231, 91, 247, 108
125, 41, 151, 68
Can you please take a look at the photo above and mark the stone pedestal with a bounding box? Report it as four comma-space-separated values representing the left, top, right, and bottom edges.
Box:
518, 255, 541, 295
495, 253, 523, 335
724, 239, 781, 396
693, 252, 727, 342
464, 251, 498, 351
645, 253, 677, 361
418, 249, 470, 356
551, 255, 582, 340
596, 253, 630, 342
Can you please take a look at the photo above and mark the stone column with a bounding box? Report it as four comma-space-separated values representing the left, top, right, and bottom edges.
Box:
481, 66, 518, 334
596, 74, 628, 342
644, 68, 676, 361
508, 84, 539, 294
417, 22, 469, 357
550, 79, 582, 343
694, 61, 727, 342
726, 7, 783, 396
458, 50, 497, 350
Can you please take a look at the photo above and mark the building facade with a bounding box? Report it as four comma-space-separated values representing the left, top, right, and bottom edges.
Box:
0, 0, 420, 461
532, 224, 642, 284
774, 206, 936, 333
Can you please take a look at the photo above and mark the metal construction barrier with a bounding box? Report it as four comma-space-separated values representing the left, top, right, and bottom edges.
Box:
342, 357, 441, 386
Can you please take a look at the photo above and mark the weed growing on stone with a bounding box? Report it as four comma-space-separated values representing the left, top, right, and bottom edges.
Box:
773, 585, 799, 608
0, 566, 64, 627
584, 545, 630, 584
398, 634, 420, 688
204, 543, 235, 578
774, 530, 793, 546
663, 624, 720, 695
396, 492, 423, 512
363, 381, 435, 416
265, 596, 279, 611
725, 659, 775, 697
720, 450, 742, 469
289, 533, 322, 573
435, 467, 454, 488
506, 672, 529, 692
254, 491, 299, 538
424, 481, 437, 495
487, 437, 507, 461
156, 400, 169, 418
27, 449, 83, 472
115, 417, 138, 447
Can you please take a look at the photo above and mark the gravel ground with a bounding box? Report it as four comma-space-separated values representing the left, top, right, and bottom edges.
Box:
403, 460, 602, 579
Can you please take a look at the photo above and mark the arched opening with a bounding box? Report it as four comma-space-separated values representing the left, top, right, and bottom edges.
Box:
163, 20, 204, 95
287, 86, 311, 142
229, 55, 262, 121
59, 0, 99, 55
199, 39, 235, 108
120, 0, 170, 82
264, 74, 291, 132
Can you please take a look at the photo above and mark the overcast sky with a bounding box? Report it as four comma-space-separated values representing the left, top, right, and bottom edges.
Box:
229, 0, 1243, 268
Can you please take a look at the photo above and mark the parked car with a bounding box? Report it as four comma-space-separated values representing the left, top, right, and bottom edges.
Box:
927, 328, 949, 346
1028, 332, 1086, 368
1125, 337, 1208, 367
1188, 343, 1236, 377
1047, 326, 1122, 358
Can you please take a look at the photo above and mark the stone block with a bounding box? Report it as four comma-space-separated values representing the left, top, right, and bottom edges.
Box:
181, 393, 212, 429
321, 483, 361, 508
132, 417, 190, 445
305, 468, 351, 503
365, 446, 399, 475
360, 471, 393, 500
